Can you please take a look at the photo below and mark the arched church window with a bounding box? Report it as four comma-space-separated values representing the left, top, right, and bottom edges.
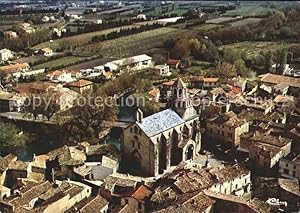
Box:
138, 142, 140, 149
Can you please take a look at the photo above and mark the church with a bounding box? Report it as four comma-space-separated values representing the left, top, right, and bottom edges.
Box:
122, 78, 201, 177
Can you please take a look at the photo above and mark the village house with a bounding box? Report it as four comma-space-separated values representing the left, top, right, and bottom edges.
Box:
279, 153, 300, 180
14, 82, 60, 95
209, 164, 251, 197
66, 195, 109, 213
40, 47, 53, 57
253, 177, 300, 212
0, 63, 30, 78
18, 23, 35, 34
0, 49, 14, 62
188, 76, 220, 89
260, 73, 300, 89
68, 70, 82, 79
153, 65, 171, 77
166, 59, 180, 69
67, 79, 93, 94
120, 185, 152, 213
149, 163, 251, 212
203, 190, 272, 213
105, 54, 153, 73
240, 129, 292, 170
45, 70, 73, 83
122, 78, 201, 176
3, 31, 18, 39
0, 179, 92, 213
148, 87, 160, 102
45, 145, 87, 181
206, 111, 249, 147
0, 91, 25, 112
102, 173, 144, 200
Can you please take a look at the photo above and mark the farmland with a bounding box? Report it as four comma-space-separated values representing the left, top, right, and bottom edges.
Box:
230, 18, 263, 27
33, 20, 166, 50
223, 5, 278, 17
222, 41, 299, 58
32, 56, 87, 70
80, 27, 193, 58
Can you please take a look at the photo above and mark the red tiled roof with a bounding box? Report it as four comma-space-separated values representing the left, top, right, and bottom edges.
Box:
46, 70, 64, 78
148, 88, 160, 97
166, 59, 180, 65
131, 185, 152, 201
68, 79, 93, 88
0, 63, 30, 73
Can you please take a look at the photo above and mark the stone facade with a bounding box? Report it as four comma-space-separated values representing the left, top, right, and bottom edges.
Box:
122, 78, 201, 177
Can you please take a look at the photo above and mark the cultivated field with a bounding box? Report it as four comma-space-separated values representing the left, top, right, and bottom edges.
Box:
230, 18, 263, 27
206, 17, 240, 24
224, 5, 278, 17
33, 20, 167, 50
83, 27, 193, 58
32, 56, 86, 70
222, 41, 299, 58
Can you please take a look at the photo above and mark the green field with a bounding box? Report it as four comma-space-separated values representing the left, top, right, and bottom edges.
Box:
224, 5, 278, 17
32, 56, 86, 70
230, 18, 263, 27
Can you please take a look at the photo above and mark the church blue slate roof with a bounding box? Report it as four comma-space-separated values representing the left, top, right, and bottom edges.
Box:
136, 109, 185, 137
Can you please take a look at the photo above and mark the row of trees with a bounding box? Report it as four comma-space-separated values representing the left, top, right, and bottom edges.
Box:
90, 23, 164, 43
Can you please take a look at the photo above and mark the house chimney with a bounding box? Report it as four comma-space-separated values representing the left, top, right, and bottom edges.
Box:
135, 108, 143, 123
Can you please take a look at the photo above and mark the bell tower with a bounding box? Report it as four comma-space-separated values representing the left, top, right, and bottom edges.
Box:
170, 78, 195, 120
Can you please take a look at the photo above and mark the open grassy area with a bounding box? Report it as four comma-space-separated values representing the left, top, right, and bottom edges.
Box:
32, 56, 86, 70
222, 41, 299, 58
223, 5, 278, 17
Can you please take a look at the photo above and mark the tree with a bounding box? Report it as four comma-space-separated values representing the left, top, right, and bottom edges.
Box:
214, 62, 237, 79
264, 51, 273, 72
234, 59, 254, 78
23, 93, 60, 121
222, 48, 242, 64
0, 122, 27, 155
170, 37, 190, 59
278, 49, 287, 74
61, 92, 117, 142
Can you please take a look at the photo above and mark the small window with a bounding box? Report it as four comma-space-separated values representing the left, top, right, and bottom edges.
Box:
138, 142, 140, 149
222, 131, 224, 136
138, 202, 142, 209
132, 141, 134, 147
284, 168, 289, 174
294, 165, 296, 169
235, 184, 238, 189
286, 163, 288, 167
125, 199, 128, 204
130, 127, 133, 133
293, 171, 296, 177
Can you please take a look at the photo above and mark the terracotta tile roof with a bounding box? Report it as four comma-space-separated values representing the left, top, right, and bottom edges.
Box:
68, 79, 93, 88
13, 82, 58, 95
80, 195, 109, 212
260, 73, 300, 88
148, 87, 160, 97
166, 59, 180, 65
46, 70, 64, 78
131, 185, 152, 201
0, 63, 30, 73
47, 145, 86, 166
162, 80, 174, 87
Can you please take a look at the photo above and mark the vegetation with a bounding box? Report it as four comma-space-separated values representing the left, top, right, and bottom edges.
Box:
0, 122, 27, 156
